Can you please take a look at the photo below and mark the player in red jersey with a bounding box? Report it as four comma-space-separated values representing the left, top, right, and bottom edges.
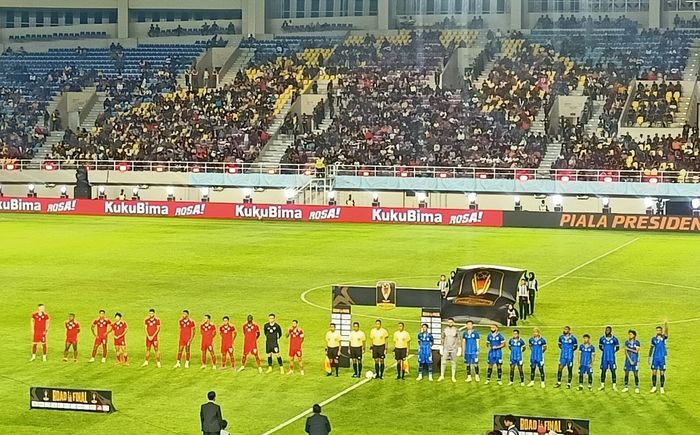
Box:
219, 316, 237, 370
174, 310, 196, 368
90, 310, 111, 363
286, 319, 305, 375
238, 314, 263, 373
112, 312, 128, 365
142, 308, 161, 368
200, 314, 217, 369
63, 313, 80, 362
30, 303, 50, 361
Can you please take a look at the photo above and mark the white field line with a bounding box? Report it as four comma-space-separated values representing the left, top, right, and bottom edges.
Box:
261, 356, 413, 435
536, 237, 640, 290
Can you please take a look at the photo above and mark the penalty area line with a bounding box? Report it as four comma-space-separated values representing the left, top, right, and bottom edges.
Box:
261, 356, 412, 435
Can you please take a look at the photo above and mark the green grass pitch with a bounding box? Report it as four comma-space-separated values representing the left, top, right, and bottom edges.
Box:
0, 214, 699, 434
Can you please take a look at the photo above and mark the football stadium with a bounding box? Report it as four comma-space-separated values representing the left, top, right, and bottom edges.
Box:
0, 1, 699, 434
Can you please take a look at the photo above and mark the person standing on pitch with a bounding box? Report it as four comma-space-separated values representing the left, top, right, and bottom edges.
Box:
527, 328, 547, 388
325, 323, 341, 377
369, 319, 389, 379
174, 310, 195, 368
598, 326, 620, 391
89, 310, 111, 363
305, 404, 331, 435
200, 391, 224, 435
623, 329, 641, 393
239, 314, 263, 373
555, 326, 578, 389
577, 334, 596, 390
439, 318, 460, 382
649, 322, 668, 394
517, 279, 530, 321
462, 320, 481, 382
508, 329, 526, 385
393, 322, 410, 380
200, 314, 217, 370
485, 324, 505, 385
416, 323, 434, 381
527, 272, 538, 315
63, 313, 80, 363
264, 313, 284, 374
143, 308, 161, 368
219, 316, 237, 370
348, 322, 366, 378
286, 319, 305, 375
437, 274, 449, 297
111, 312, 128, 365
30, 304, 50, 362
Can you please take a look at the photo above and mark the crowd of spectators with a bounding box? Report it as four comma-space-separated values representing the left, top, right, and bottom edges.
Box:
0, 89, 49, 162
49, 56, 315, 163
282, 45, 553, 169
326, 31, 448, 75
673, 14, 700, 28
625, 81, 682, 127
553, 126, 700, 174
534, 15, 638, 31
397, 16, 485, 30
280, 21, 353, 33
148, 22, 236, 38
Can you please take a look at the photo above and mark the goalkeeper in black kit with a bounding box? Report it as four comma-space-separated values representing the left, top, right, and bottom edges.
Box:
264, 313, 284, 374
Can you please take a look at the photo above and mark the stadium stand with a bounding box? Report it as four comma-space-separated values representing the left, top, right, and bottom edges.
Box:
47, 37, 337, 164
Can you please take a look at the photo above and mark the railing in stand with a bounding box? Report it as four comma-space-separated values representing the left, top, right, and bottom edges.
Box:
1, 160, 698, 184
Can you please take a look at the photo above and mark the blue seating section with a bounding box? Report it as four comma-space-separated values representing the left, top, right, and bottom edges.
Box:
527, 30, 690, 79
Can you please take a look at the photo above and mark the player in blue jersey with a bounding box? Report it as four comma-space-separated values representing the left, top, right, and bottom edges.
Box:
462, 320, 480, 382
649, 322, 668, 394
622, 329, 641, 393
508, 329, 526, 386
598, 326, 620, 391
527, 328, 547, 388
555, 326, 578, 389
416, 323, 434, 381
577, 334, 595, 390
485, 324, 505, 385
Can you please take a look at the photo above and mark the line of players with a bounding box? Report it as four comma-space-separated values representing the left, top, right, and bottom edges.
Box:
325, 318, 669, 394
30, 305, 306, 375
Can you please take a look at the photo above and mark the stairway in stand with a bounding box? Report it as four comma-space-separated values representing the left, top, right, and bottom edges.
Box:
536, 140, 562, 179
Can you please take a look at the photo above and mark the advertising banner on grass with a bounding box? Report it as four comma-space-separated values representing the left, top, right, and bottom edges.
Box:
30, 386, 115, 413
493, 414, 589, 435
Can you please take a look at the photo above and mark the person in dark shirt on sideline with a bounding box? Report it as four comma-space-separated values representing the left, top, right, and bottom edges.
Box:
305, 404, 331, 435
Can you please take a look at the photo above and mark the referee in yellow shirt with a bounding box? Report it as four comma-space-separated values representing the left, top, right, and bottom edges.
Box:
325, 323, 342, 377
348, 322, 366, 378
369, 319, 389, 379
393, 322, 411, 380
